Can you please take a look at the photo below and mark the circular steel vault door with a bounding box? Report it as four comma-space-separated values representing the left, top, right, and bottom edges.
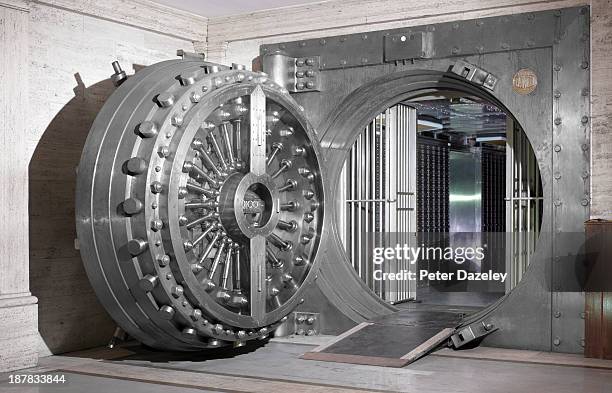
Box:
76, 60, 324, 350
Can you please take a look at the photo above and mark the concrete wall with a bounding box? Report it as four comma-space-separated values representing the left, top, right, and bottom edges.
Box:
205, 0, 612, 220
0, 0, 38, 373
0, 0, 206, 371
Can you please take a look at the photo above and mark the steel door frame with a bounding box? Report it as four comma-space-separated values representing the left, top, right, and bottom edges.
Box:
260, 7, 590, 353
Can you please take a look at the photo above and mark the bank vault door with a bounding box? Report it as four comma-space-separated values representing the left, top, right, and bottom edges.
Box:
260, 6, 590, 354
339, 105, 417, 303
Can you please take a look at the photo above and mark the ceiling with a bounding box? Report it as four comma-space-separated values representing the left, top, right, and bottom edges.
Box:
151, 0, 325, 17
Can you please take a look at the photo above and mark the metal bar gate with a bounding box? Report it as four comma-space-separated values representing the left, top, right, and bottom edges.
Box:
505, 118, 543, 291
339, 104, 417, 303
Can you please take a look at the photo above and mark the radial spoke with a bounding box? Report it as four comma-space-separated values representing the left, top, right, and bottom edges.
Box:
249, 85, 267, 176
249, 236, 267, 322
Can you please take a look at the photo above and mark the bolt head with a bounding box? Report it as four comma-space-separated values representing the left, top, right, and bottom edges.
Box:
127, 239, 148, 255
158, 305, 175, 320
151, 181, 163, 194
158, 254, 170, 266
126, 157, 148, 174
137, 121, 158, 138
171, 285, 184, 298
139, 275, 158, 292
157, 93, 175, 108
123, 198, 143, 215
151, 219, 163, 231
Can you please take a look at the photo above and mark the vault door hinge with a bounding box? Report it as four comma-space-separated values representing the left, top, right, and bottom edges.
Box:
261, 53, 321, 93
450, 60, 498, 90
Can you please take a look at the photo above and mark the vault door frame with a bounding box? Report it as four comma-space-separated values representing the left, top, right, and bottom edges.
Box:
260, 7, 590, 353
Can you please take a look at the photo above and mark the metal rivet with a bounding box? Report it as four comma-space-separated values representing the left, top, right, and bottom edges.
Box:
554, 144, 562, 152
582, 198, 589, 206
580, 312, 586, 319
501, 43, 509, 49
553, 337, 561, 346
452, 47, 460, 54
581, 61, 589, 69
581, 88, 589, 97
554, 172, 561, 180
554, 90, 561, 99
340, 60, 347, 66
554, 117, 562, 126
554, 311, 561, 318
476, 20, 484, 26
581, 116, 589, 124
554, 199, 562, 207
127, 238, 148, 256
582, 144, 589, 151
582, 171, 589, 179
319, 39, 326, 45
299, 41, 306, 47
554, 64, 562, 72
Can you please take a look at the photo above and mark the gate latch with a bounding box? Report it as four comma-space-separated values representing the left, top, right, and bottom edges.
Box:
450, 321, 498, 349
450, 60, 498, 90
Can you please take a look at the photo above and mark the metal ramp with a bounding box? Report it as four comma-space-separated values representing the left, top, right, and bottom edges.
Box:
301, 310, 465, 367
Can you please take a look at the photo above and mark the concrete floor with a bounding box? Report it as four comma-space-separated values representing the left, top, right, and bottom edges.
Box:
1, 341, 611, 392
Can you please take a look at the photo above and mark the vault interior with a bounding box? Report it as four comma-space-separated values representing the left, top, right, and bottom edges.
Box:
338, 88, 543, 312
